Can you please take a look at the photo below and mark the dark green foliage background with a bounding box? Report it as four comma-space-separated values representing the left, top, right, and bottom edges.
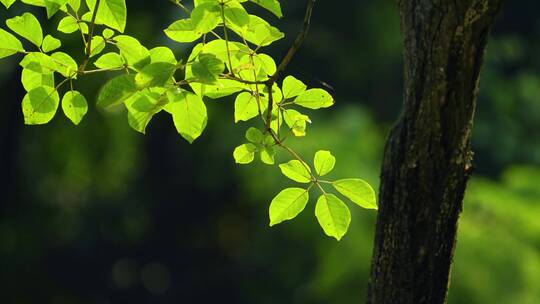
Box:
0, 1, 539, 303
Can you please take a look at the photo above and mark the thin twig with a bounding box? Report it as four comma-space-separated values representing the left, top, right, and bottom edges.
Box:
169, 0, 222, 39
264, 0, 316, 130
268, 0, 315, 85
220, 74, 266, 85
220, 2, 235, 76
79, 0, 101, 72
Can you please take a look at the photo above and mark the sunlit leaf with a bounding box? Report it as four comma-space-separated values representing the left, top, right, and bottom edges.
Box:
282, 75, 306, 99
269, 188, 309, 226
115, 35, 151, 70
233, 143, 256, 164
125, 90, 168, 133
97, 74, 137, 108
164, 19, 203, 43
315, 194, 351, 240
167, 90, 208, 143
94, 52, 124, 69
0, 28, 25, 59
333, 179, 377, 210
191, 53, 224, 84
86, 0, 127, 32
0, 0, 17, 9
22, 86, 60, 125
61, 90, 88, 125
249, 0, 282, 18
6, 12, 43, 47
135, 62, 176, 88
294, 88, 334, 109
191, 2, 220, 34
279, 160, 311, 183
41, 35, 61, 53
51, 51, 78, 78
314, 150, 335, 177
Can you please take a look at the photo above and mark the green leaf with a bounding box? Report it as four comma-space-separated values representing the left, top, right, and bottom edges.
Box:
22, 86, 60, 125
125, 90, 167, 133
279, 160, 311, 183
58, 16, 88, 34
44, 0, 69, 18
294, 88, 334, 109
191, 53, 224, 84
6, 12, 43, 47
61, 90, 88, 125
89, 36, 106, 57
314, 150, 335, 177
135, 62, 176, 88
149, 46, 176, 65
233, 143, 256, 164
114, 35, 151, 70
315, 194, 351, 240
283, 109, 310, 137
21, 68, 54, 91
260, 146, 275, 165
245, 127, 264, 143
228, 15, 284, 47
282, 75, 306, 99
167, 91, 208, 143
332, 179, 377, 210
0, 0, 17, 9
102, 28, 115, 39
185, 41, 246, 98
20, 52, 56, 73
20, 0, 44, 6
86, 0, 127, 32
41, 35, 61, 53
51, 51, 77, 78
0, 28, 24, 59
269, 188, 309, 226
237, 52, 276, 81
93, 52, 124, 69
234, 91, 265, 122
191, 2, 221, 33
66, 0, 80, 11
249, 0, 282, 18
164, 19, 203, 43
224, 1, 250, 28
97, 74, 137, 108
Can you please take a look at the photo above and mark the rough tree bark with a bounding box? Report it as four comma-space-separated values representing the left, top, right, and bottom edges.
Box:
367, 1, 502, 303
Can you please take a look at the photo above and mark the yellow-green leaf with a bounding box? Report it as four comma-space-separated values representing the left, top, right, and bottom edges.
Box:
6, 12, 43, 47
269, 188, 309, 226
22, 86, 60, 125
61, 90, 88, 125
0, 28, 25, 59
314, 150, 335, 177
86, 0, 127, 32
233, 143, 256, 164
315, 194, 351, 240
332, 179, 378, 210
279, 160, 311, 183
294, 88, 334, 109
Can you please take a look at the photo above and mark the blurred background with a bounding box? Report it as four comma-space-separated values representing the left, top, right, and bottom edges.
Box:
1, 1, 539, 303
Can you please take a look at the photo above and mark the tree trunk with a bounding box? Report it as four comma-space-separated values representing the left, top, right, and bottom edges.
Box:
367, 1, 502, 303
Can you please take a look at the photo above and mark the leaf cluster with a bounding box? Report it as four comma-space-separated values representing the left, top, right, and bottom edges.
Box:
0, 0, 377, 240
